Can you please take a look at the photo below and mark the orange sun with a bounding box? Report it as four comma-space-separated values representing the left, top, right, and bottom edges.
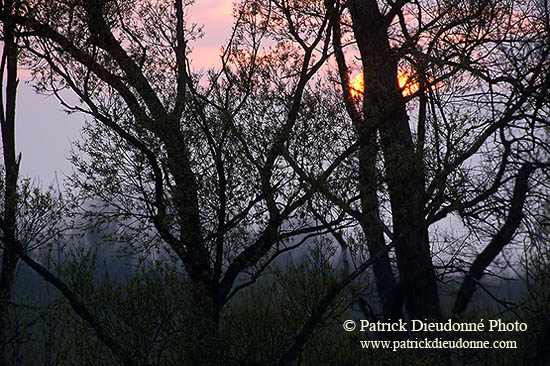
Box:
349, 73, 364, 99
349, 71, 420, 99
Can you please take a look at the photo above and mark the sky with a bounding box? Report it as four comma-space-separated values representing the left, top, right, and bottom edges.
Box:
17, 85, 83, 185
16, 0, 235, 184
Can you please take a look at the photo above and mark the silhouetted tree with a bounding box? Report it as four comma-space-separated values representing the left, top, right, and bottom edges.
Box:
0, 0, 21, 361
1, 0, 550, 364
322, 0, 550, 321
0, 0, 357, 363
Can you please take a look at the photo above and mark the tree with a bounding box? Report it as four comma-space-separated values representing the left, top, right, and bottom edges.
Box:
0, 0, 549, 364
319, 0, 550, 321
278, 0, 549, 359
0, 0, 21, 360
0, 0, 357, 363
1, 2, 72, 362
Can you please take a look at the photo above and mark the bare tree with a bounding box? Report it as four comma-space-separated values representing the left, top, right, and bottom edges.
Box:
0, 0, 359, 363
322, 0, 550, 321
1, 0, 549, 364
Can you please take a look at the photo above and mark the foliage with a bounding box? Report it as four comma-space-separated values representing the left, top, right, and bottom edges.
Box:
0, 0, 550, 364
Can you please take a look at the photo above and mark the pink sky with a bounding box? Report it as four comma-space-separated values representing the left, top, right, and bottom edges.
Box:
15, 1, 235, 79
17, 1, 236, 183
187, 0, 235, 69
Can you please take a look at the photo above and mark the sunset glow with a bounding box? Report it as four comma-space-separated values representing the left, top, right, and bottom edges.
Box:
349, 71, 420, 99
349, 73, 364, 99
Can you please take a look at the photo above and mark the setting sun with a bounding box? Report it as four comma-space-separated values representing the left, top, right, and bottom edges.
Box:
349, 73, 364, 99
349, 71, 420, 99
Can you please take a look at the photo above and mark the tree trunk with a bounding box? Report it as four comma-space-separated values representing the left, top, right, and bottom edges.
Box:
357, 131, 403, 320
348, 0, 441, 319
0, 1, 20, 360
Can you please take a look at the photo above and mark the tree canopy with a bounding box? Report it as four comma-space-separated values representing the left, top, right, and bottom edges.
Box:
1, 0, 549, 364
